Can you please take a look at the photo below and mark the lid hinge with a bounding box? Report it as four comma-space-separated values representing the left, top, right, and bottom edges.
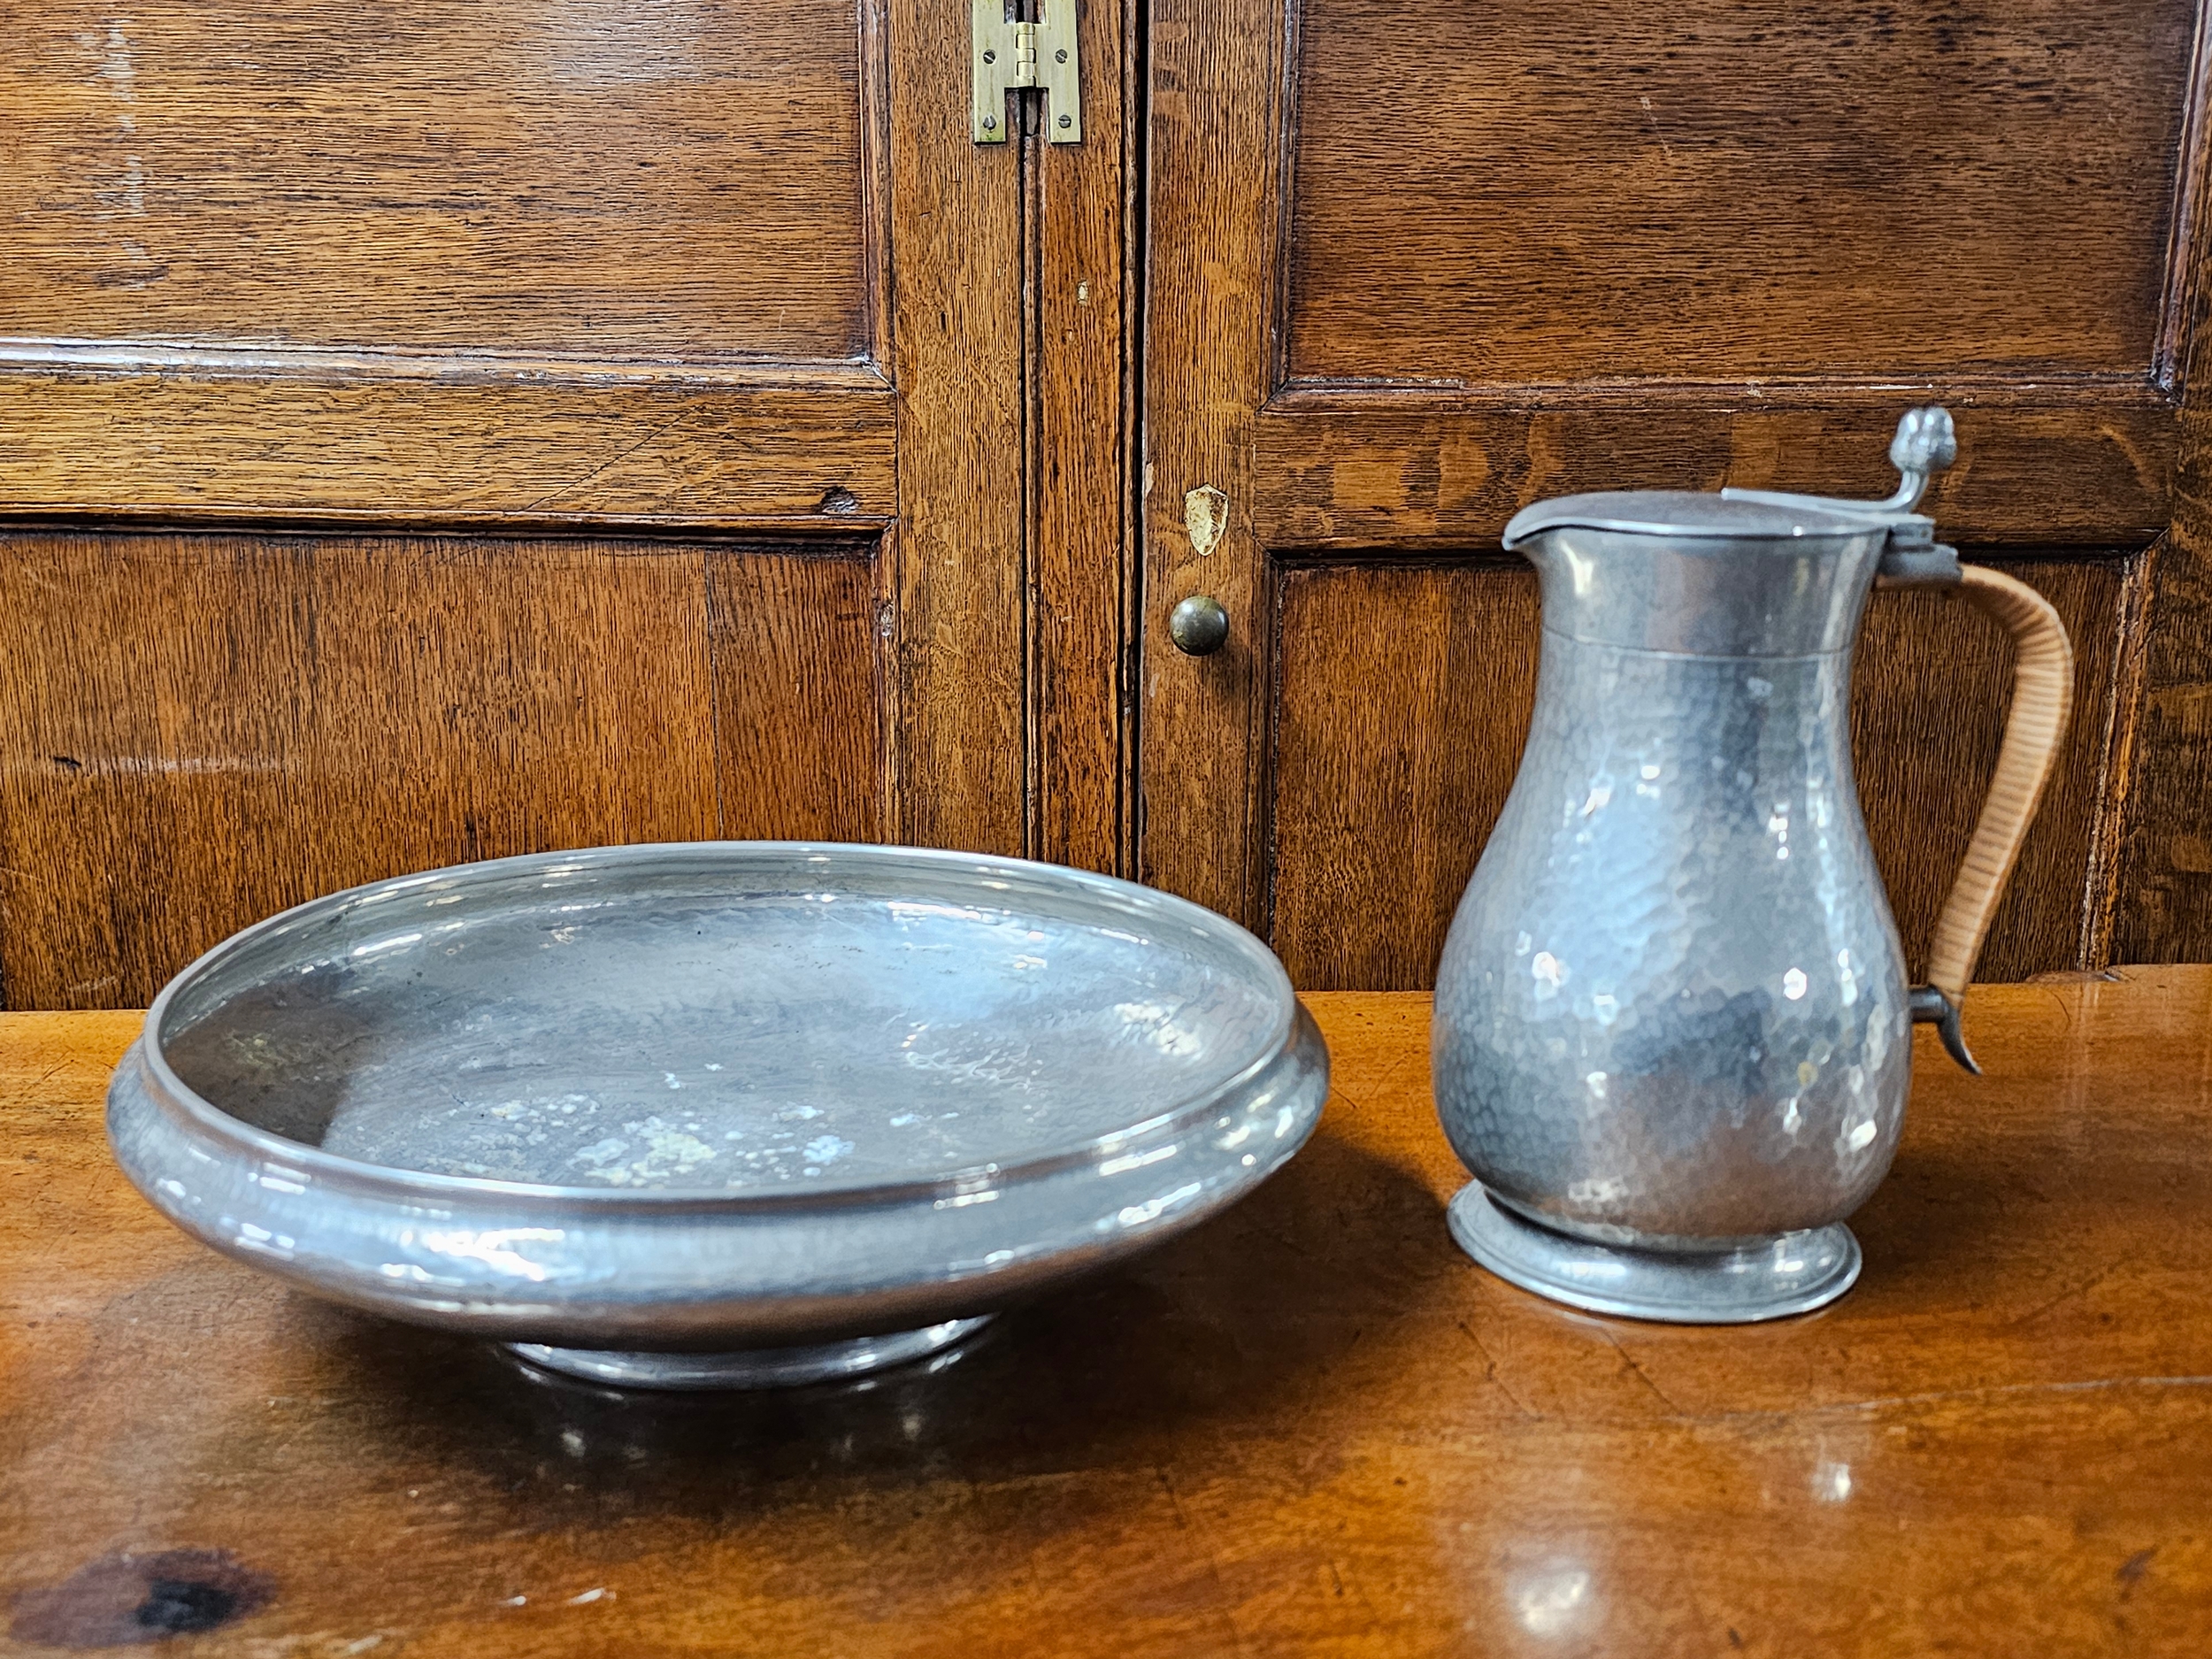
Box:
972, 0, 1082, 144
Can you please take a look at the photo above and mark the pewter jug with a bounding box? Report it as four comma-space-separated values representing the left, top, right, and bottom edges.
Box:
1432, 411, 2074, 1322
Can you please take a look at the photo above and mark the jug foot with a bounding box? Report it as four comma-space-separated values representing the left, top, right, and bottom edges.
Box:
506, 1316, 994, 1391
1448, 1185, 1860, 1324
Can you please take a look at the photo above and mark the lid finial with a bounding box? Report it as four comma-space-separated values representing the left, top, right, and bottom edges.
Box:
1884, 406, 1957, 514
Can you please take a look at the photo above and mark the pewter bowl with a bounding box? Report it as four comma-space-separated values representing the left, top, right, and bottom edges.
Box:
107, 843, 1327, 1389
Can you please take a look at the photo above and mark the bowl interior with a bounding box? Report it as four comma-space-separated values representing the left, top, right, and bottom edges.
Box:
153, 846, 1291, 1194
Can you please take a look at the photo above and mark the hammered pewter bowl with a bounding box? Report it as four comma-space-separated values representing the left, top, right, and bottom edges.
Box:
107, 843, 1328, 1389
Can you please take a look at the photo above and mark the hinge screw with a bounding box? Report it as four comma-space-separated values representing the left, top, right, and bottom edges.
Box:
1056, 48, 1067, 61
983, 49, 995, 61
1057, 113, 1071, 127
982, 114, 997, 129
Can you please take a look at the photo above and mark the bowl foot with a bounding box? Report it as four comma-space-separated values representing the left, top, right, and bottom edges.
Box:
1447, 1184, 1860, 1324
507, 1316, 995, 1391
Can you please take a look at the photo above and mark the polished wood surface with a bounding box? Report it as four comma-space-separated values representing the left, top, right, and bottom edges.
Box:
1140, 0, 2207, 987
6, 970, 2212, 1655
0, 531, 888, 1009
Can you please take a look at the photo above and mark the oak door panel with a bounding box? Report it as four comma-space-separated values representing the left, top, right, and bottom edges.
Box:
709, 547, 884, 841
1287, 0, 2197, 386
1144, 0, 2201, 980
1251, 393, 2177, 552
0, 0, 1077, 1009
0, 531, 885, 1009
1270, 556, 2134, 992
0, 370, 898, 525
1855, 557, 2139, 987
2, 1, 870, 360
1270, 561, 1540, 991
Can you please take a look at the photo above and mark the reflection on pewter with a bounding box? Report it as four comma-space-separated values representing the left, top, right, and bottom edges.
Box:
108, 843, 1327, 1387
1433, 409, 2074, 1321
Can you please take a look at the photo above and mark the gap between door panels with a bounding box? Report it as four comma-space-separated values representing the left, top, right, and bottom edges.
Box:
1020, 0, 1143, 879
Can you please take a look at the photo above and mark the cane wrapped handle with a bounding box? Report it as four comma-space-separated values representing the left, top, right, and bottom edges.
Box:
1913, 565, 2075, 1072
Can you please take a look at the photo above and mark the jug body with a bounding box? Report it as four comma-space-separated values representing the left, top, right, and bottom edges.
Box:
1432, 573, 1910, 1251
1433, 415, 2078, 1323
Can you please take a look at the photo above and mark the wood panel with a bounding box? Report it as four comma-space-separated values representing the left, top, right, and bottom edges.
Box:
0, 356, 896, 525
1271, 556, 2131, 992
1254, 388, 2176, 550
2117, 35, 2212, 963
1028, 0, 1137, 874
10, 973, 2212, 1653
1286, 0, 2199, 386
883, 0, 1025, 856
0, 1, 871, 360
0, 0, 1043, 959
709, 548, 884, 841
0, 530, 887, 1010
1141, 0, 2196, 969
1139, 0, 1284, 925
1270, 561, 1540, 990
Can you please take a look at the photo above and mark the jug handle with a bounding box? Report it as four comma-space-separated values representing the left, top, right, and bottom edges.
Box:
1910, 565, 2075, 1074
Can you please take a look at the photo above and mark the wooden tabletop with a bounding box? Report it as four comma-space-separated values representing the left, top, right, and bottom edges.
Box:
5, 972, 2212, 1656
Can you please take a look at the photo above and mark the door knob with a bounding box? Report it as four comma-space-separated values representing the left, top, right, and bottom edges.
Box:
1169, 595, 1230, 656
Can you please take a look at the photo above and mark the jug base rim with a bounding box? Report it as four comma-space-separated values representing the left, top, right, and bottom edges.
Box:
1447, 1184, 1861, 1325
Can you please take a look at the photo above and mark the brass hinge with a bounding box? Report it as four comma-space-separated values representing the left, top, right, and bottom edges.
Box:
971, 0, 1081, 144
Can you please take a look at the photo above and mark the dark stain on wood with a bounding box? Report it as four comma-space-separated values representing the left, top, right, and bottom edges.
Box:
10, 1548, 274, 1647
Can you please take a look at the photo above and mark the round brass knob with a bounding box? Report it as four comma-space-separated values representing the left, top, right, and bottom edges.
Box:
1169, 595, 1230, 657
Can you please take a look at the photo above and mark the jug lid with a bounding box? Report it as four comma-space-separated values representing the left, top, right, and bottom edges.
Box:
1502, 407, 1962, 552
1501, 489, 1889, 550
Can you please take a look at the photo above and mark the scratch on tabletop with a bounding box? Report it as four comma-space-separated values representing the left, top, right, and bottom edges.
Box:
1684, 1374, 2212, 1427
1601, 1328, 1686, 1415
1152, 1463, 1256, 1655
2006, 1265, 2116, 1329
1455, 1318, 1541, 1419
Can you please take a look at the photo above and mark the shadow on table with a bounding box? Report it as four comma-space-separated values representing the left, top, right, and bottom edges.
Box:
294, 1122, 1449, 1523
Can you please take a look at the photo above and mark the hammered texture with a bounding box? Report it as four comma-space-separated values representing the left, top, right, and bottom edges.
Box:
1433, 628, 1912, 1249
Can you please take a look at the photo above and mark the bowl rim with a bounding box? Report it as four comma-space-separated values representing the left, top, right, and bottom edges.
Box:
128, 840, 1304, 1213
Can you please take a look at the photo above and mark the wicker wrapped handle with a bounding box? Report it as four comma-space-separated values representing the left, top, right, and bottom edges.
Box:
1914, 565, 2075, 1071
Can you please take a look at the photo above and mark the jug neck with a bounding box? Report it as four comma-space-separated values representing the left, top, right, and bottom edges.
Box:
1519, 524, 1891, 657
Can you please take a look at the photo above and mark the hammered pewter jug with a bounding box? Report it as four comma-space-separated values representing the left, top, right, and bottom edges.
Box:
1432, 410, 2074, 1322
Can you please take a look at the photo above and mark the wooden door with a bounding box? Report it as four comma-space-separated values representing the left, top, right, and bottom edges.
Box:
1141, 0, 2210, 989
0, 0, 1133, 1007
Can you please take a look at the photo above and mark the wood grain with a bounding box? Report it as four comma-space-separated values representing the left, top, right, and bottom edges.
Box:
0, 530, 886, 1009
1138, 0, 1283, 926
0, 0, 1042, 919
0, 1, 871, 360
1286, 0, 2199, 385
883, 0, 1025, 857
1270, 560, 1540, 991
1028, 0, 1136, 875
8, 971, 2212, 1654
1142, 0, 2195, 967
0, 361, 897, 525
1254, 388, 2177, 550
1270, 556, 2129, 992
708, 548, 885, 843
2116, 28, 2212, 963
